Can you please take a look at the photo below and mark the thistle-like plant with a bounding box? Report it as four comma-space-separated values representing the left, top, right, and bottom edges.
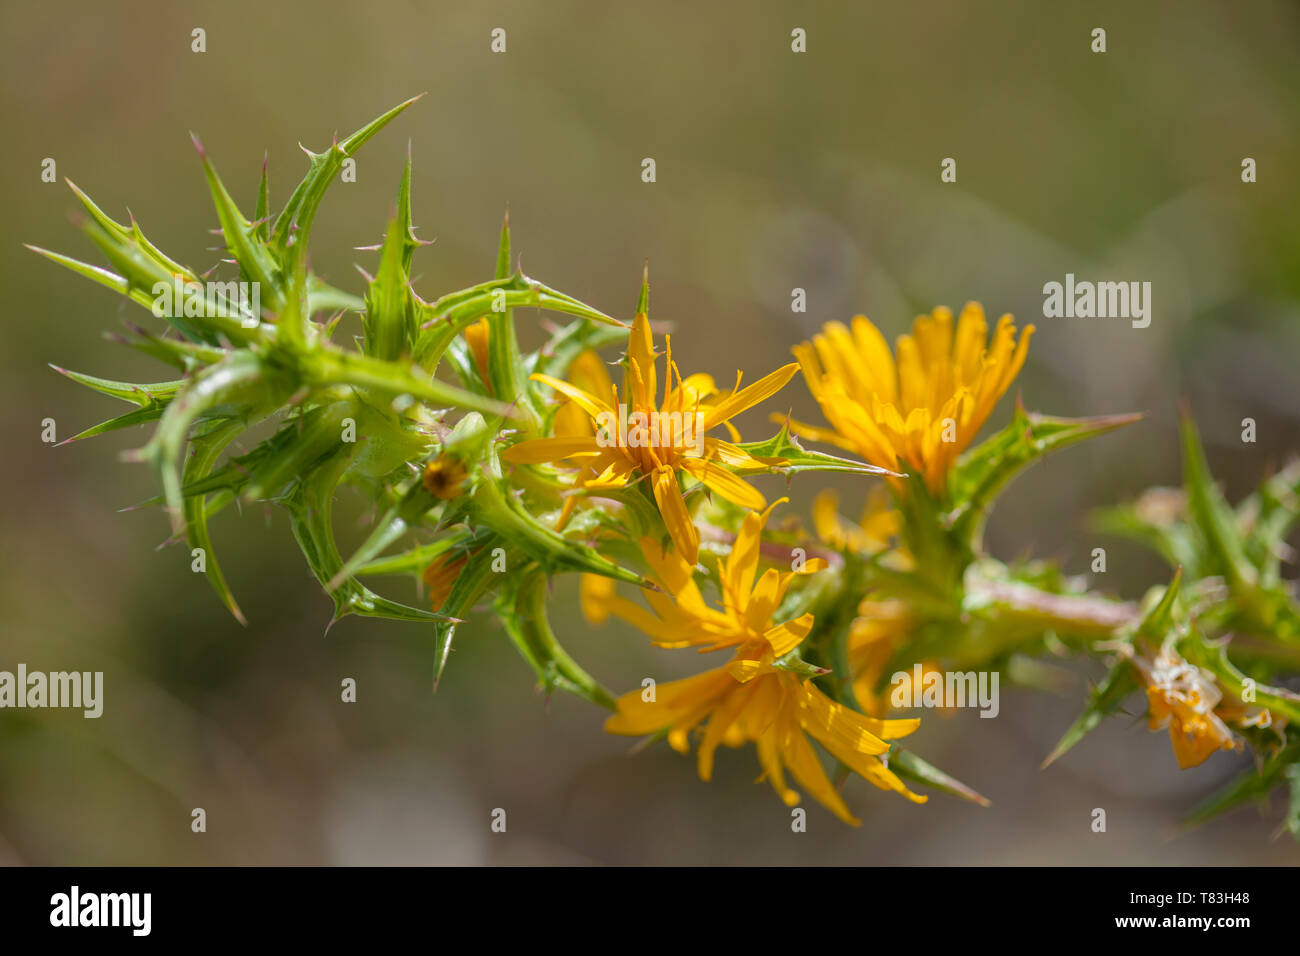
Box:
35, 99, 1300, 835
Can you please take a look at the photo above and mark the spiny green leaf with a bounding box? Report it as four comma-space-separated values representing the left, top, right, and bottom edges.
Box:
532, 316, 630, 381
114, 323, 229, 371
1042, 659, 1139, 768
1181, 635, 1300, 725
61, 405, 166, 444
1179, 407, 1255, 591
496, 568, 617, 709
192, 133, 284, 315
49, 366, 181, 407
141, 351, 292, 532
1134, 567, 1183, 644
65, 180, 190, 278
26, 245, 159, 315
1043, 570, 1181, 767
307, 275, 365, 317
441, 337, 487, 393
472, 454, 653, 588
949, 402, 1143, 544
889, 748, 991, 807
739, 419, 899, 477
79, 214, 259, 347
430, 539, 507, 687
326, 474, 447, 591
253, 153, 270, 242
1242, 458, 1300, 582
271, 95, 423, 255
242, 400, 357, 502
413, 273, 625, 367
1181, 736, 1300, 835
301, 347, 518, 420
284, 453, 452, 626
358, 536, 470, 578
362, 208, 415, 361
183, 418, 247, 624
485, 210, 542, 427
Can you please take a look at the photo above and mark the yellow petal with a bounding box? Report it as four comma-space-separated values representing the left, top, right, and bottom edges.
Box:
651, 466, 699, 565
604, 667, 732, 737
554, 493, 580, 532
530, 372, 612, 419
726, 656, 767, 683
702, 363, 799, 431
680, 457, 767, 509
744, 568, 784, 632
721, 508, 764, 613
799, 682, 893, 755
825, 740, 929, 804
579, 573, 614, 625
568, 348, 615, 396
500, 435, 603, 464
755, 731, 800, 807
762, 612, 815, 657
464, 318, 491, 384
850, 315, 898, 405
697, 680, 759, 781
628, 312, 658, 407
780, 710, 861, 826
701, 438, 760, 469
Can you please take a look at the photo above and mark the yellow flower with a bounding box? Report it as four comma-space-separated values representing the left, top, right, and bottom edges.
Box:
595, 501, 925, 823
1133, 645, 1239, 769
787, 303, 1034, 495
606, 638, 925, 824
586, 499, 827, 655
503, 312, 799, 563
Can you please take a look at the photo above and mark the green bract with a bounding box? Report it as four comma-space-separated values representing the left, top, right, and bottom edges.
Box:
32, 97, 627, 634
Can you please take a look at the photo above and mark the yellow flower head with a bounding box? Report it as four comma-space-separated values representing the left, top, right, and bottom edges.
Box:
788, 303, 1033, 495
593, 500, 924, 823
605, 634, 925, 825
1133, 646, 1239, 769
503, 312, 799, 563
585, 498, 827, 656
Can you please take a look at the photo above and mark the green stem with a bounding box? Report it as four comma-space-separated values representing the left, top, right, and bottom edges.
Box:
510, 569, 617, 710
968, 579, 1138, 639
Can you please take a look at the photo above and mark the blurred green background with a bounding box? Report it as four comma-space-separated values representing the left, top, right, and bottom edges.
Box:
2, 0, 1299, 864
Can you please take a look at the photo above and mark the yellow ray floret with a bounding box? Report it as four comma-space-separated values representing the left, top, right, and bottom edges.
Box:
584, 498, 826, 654
788, 302, 1033, 495
591, 501, 923, 822
605, 638, 926, 825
